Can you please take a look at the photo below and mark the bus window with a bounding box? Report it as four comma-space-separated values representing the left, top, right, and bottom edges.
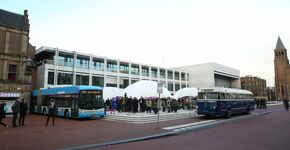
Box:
220, 93, 225, 99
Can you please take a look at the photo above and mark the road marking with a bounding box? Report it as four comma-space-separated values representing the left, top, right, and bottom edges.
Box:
162, 120, 216, 130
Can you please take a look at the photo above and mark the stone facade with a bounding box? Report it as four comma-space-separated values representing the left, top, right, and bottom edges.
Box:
274, 37, 290, 100
0, 9, 35, 108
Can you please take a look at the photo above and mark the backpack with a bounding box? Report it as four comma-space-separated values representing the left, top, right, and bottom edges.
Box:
4, 105, 8, 113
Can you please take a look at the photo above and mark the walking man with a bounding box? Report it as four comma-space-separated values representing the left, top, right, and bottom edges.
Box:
46, 99, 57, 126
11, 99, 20, 127
19, 99, 28, 126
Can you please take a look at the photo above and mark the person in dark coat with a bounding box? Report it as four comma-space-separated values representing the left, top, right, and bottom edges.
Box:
283, 97, 289, 111
19, 99, 28, 126
46, 99, 57, 126
0, 100, 8, 128
11, 99, 20, 127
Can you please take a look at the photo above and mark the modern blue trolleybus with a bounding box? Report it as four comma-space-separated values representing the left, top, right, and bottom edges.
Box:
197, 87, 255, 118
31, 85, 106, 118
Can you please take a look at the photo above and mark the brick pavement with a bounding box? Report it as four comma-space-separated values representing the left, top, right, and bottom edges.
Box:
0, 104, 282, 150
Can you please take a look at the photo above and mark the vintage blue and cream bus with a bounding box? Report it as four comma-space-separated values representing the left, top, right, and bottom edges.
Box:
197, 87, 255, 118
31, 85, 106, 119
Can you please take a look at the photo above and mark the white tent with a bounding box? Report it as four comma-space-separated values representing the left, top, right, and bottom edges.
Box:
103, 87, 125, 101
174, 87, 198, 99
124, 80, 172, 99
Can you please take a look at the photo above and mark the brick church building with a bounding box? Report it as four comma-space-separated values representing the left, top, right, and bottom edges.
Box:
274, 36, 290, 100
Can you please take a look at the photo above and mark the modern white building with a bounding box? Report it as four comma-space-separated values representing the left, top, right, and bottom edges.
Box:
35, 46, 189, 93
173, 62, 241, 89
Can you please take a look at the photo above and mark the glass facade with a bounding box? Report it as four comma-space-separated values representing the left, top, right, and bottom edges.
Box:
40, 48, 189, 92
76, 56, 89, 69
58, 53, 74, 67
57, 73, 73, 85
76, 74, 89, 85
93, 58, 104, 71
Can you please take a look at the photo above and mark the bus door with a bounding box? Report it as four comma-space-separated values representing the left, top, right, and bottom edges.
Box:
71, 96, 79, 118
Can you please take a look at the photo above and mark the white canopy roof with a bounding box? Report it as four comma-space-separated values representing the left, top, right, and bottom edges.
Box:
124, 80, 172, 99
174, 87, 198, 99
103, 87, 125, 100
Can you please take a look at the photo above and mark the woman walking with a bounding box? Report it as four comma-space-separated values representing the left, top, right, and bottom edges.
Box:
0, 100, 8, 128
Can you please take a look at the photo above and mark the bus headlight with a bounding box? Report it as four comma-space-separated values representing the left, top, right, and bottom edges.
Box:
81, 111, 85, 114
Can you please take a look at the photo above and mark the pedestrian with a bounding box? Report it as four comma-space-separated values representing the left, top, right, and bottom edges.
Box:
0, 100, 8, 128
46, 99, 57, 126
283, 97, 289, 111
11, 99, 20, 127
19, 99, 28, 126
110, 98, 116, 114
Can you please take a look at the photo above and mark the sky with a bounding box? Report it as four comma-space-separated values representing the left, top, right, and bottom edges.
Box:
2, 0, 290, 86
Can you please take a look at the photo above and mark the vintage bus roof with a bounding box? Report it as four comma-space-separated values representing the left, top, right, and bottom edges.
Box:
32, 85, 103, 96
199, 87, 253, 95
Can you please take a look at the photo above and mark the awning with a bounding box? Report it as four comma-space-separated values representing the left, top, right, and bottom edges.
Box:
0, 92, 20, 98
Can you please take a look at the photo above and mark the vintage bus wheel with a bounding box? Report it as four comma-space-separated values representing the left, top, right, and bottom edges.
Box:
225, 109, 231, 119
245, 106, 251, 115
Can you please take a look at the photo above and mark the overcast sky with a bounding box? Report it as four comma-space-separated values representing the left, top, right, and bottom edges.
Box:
2, 0, 290, 86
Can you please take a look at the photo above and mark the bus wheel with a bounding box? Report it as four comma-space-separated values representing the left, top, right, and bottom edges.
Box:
245, 106, 251, 115
64, 109, 69, 118
226, 109, 231, 119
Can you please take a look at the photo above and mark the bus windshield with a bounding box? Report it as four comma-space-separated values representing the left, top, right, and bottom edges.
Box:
79, 90, 104, 110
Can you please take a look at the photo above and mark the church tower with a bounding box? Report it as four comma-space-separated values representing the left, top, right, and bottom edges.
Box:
274, 36, 290, 100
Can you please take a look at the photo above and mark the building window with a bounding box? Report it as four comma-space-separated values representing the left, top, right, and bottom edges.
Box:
107, 61, 117, 72
57, 73, 73, 85
151, 68, 158, 78
76, 56, 89, 69
120, 63, 129, 74
131, 65, 139, 75
8, 64, 17, 81
181, 73, 185, 81
174, 71, 180, 80
58, 54, 74, 67
167, 71, 173, 79
93, 59, 104, 71
142, 67, 149, 77
160, 69, 166, 78
48, 72, 54, 84
92, 76, 104, 87
168, 82, 173, 91
175, 84, 180, 91
76, 75, 89, 85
